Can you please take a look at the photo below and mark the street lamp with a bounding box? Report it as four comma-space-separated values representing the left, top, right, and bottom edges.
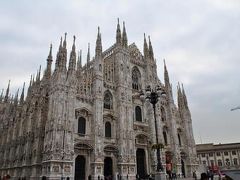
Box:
140, 85, 166, 173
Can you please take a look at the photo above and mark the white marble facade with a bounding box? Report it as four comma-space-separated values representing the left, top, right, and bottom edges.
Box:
0, 21, 198, 180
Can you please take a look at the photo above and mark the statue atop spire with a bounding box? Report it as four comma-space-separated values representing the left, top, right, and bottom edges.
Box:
116, 18, 121, 45
4, 80, 10, 102
122, 21, 128, 48
95, 26, 102, 57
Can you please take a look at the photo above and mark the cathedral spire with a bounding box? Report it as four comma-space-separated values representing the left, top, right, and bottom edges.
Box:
182, 83, 189, 110
4, 80, 10, 102
122, 21, 128, 48
68, 36, 77, 72
55, 37, 62, 71
0, 89, 3, 102
37, 65, 41, 82
77, 50, 82, 71
148, 36, 154, 59
14, 88, 19, 105
87, 43, 90, 67
63, 32, 67, 49
45, 44, 53, 79
177, 83, 184, 110
116, 18, 121, 45
164, 59, 170, 85
143, 33, 149, 58
95, 26, 102, 57
62, 33, 68, 71
20, 82, 25, 104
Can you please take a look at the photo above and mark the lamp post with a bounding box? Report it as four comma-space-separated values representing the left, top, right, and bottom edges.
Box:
140, 85, 166, 176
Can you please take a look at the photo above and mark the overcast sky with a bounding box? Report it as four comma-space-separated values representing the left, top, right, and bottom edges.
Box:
0, 0, 240, 144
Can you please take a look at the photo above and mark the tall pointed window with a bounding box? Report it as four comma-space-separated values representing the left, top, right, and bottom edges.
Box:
105, 122, 112, 138
132, 66, 141, 90
135, 106, 142, 122
104, 90, 113, 109
178, 133, 182, 146
163, 131, 168, 145
78, 117, 86, 135
161, 107, 166, 121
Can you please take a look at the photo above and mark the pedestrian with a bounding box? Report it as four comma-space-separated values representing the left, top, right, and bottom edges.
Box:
201, 172, 208, 180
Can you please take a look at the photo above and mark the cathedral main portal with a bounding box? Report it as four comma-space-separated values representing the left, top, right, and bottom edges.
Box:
104, 157, 113, 178
75, 155, 86, 180
136, 148, 146, 178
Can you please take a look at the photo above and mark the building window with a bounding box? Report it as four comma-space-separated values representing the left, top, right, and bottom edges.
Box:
104, 90, 113, 109
132, 66, 141, 90
232, 151, 237, 155
218, 160, 222, 167
210, 160, 214, 166
178, 133, 182, 146
105, 122, 111, 138
78, 117, 86, 135
161, 107, 166, 121
216, 152, 221, 156
233, 158, 238, 165
135, 106, 142, 122
209, 153, 213, 157
203, 160, 206, 165
163, 131, 168, 145
225, 158, 231, 166
224, 151, 229, 156
201, 153, 205, 158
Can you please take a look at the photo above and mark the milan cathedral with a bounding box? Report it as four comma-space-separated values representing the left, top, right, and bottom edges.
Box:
0, 20, 198, 179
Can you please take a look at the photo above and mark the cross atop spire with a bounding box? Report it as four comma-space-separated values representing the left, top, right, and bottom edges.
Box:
116, 18, 121, 45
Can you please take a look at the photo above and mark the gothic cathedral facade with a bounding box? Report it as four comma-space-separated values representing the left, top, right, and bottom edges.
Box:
0, 21, 198, 179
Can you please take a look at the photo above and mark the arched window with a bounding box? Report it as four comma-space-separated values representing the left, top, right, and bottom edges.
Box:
78, 117, 86, 135
104, 90, 113, 109
105, 122, 111, 138
132, 66, 141, 90
161, 107, 166, 121
135, 106, 142, 122
218, 160, 222, 167
163, 131, 168, 145
178, 133, 182, 146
